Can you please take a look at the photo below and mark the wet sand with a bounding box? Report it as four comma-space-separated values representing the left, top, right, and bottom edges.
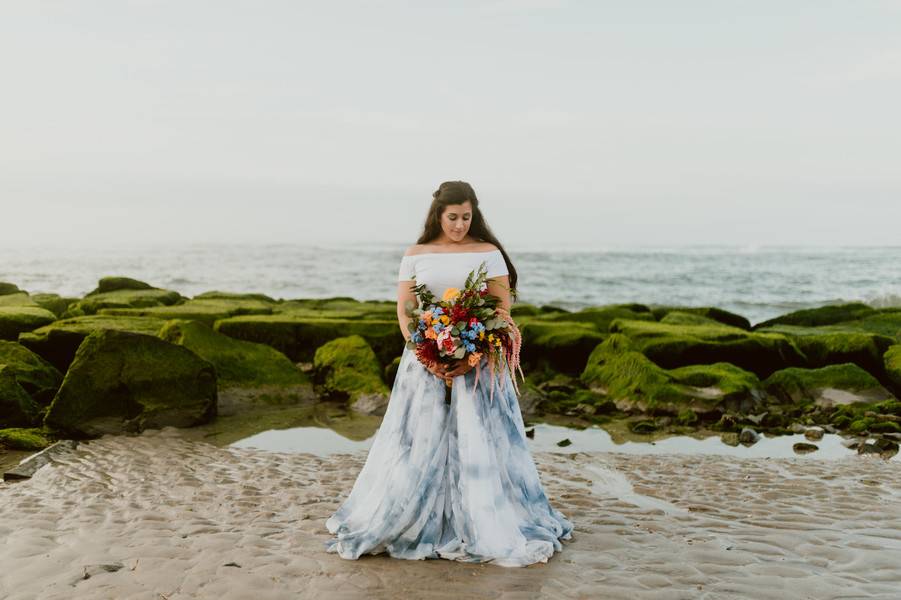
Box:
1, 427, 900, 600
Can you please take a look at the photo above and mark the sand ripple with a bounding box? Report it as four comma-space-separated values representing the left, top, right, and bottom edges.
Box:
1, 427, 900, 599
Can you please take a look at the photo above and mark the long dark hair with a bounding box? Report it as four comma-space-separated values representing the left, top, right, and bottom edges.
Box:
415, 180, 519, 297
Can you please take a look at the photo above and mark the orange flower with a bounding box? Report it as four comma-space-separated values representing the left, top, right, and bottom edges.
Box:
467, 351, 483, 367
425, 328, 438, 340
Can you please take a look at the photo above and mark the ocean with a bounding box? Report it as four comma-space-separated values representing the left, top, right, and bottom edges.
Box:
1, 243, 899, 326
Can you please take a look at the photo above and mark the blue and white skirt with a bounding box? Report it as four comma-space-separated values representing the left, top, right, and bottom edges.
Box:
323, 346, 574, 568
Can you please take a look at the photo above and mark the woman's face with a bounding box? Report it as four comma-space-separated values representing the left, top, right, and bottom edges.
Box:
440, 201, 473, 242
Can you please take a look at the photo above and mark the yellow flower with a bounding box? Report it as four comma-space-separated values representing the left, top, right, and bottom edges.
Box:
478, 330, 485, 340
440, 315, 450, 325
442, 287, 461, 301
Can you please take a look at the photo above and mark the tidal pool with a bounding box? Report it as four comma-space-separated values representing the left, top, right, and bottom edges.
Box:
230, 421, 893, 460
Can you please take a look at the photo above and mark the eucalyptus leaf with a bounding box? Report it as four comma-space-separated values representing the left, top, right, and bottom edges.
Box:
453, 346, 466, 359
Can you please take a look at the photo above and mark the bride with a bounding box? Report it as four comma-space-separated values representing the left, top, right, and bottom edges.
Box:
323, 180, 573, 567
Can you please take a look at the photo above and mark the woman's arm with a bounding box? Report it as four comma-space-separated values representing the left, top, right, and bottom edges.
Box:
396, 280, 417, 342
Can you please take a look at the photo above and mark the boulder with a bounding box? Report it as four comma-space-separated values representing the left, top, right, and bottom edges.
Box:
65, 288, 183, 317
30, 293, 77, 317
44, 330, 217, 437
0, 282, 21, 296
755, 303, 877, 329
214, 315, 403, 367
18, 315, 168, 372
100, 298, 273, 325
518, 320, 606, 375
886, 345, 901, 395
0, 341, 63, 405
0, 366, 41, 427
763, 364, 893, 407
652, 306, 751, 330
757, 326, 893, 381
580, 334, 764, 418
194, 291, 277, 303
0, 427, 51, 451
0, 292, 36, 307
0, 306, 58, 340
158, 319, 307, 388
609, 319, 806, 378
312, 335, 389, 410
86, 276, 155, 296
537, 304, 655, 331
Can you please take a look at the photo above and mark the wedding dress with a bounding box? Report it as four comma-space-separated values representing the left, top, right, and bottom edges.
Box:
323, 249, 573, 567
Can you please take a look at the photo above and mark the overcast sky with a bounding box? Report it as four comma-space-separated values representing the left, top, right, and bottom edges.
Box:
1, 1, 899, 248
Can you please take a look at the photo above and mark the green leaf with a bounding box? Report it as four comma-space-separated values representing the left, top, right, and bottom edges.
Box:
407, 322, 417, 333
453, 346, 466, 359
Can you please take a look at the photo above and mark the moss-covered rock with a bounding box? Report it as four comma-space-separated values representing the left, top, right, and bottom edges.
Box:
158, 319, 306, 388
886, 345, 901, 395
0, 427, 51, 450
30, 293, 77, 317
19, 315, 168, 372
0, 292, 36, 307
0, 282, 21, 296
0, 306, 58, 340
86, 276, 155, 296
214, 315, 403, 367
65, 288, 183, 317
580, 334, 764, 418
312, 335, 389, 407
755, 303, 877, 329
652, 306, 751, 330
763, 364, 893, 407
194, 291, 277, 303
658, 311, 720, 326
0, 341, 63, 405
518, 320, 606, 375
45, 329, 217, 437
273, 298, 397, 321
609, 319, 805, 378
0, 366, 41, 428
537, 304, 655, 331
100, 298, 273, 325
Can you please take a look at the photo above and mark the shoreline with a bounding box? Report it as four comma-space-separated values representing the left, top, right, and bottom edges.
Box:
1, 428, 899, 599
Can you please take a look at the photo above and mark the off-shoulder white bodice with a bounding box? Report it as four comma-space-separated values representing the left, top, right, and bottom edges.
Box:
397, 249, 509, 298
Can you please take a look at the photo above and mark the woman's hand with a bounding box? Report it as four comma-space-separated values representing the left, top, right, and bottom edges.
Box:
443, 358, 474, 380
422, 359, 449, 381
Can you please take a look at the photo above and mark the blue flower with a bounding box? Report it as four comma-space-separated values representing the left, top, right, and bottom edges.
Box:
432, 307, 444, 316
464, 341, 476, 352
412, 332, 423, 343
432, 323, 443, 333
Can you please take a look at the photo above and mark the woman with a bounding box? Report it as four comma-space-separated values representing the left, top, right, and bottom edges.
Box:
323, 181, 573, 567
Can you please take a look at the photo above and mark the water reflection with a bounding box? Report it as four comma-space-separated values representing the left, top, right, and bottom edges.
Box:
231, 421, 890, 460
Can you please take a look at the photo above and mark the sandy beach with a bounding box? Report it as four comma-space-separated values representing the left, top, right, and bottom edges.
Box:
1, 428, 900, 600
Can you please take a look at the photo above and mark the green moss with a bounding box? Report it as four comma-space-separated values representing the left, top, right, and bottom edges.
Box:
214, 315, 404, 367
101, 298, 273, 325
0, 282, 21, 296
158, 319, 306, 388
312, 335, 388, 402
0, 306, 57, 340
30, 293, 77, 317
0, 340, 63, 405
0, 292, 37, 307
755, 303, 877, 329
538, 305, 655, 331
870, 421, 901, 433
763, 364, 890, 405
0, 427, 51, 450
0, 366, 42, 428
609, 318, 805, 378
44, 329, 217, 437
887, 345, 901, 395
652, 306, 751, 330
510, 304, 541, 318
66, 288, 183, 317
518, 320, 607, 374
87, 276, 155, 295
19, 315, 168, 372
193, 291, 277, 303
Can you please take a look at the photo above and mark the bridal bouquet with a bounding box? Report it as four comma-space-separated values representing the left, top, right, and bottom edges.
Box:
404, 262, 524, 401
